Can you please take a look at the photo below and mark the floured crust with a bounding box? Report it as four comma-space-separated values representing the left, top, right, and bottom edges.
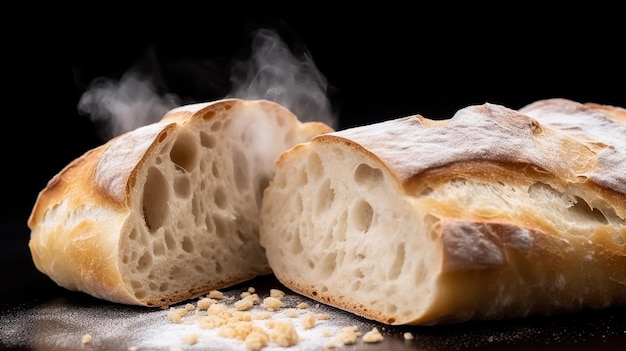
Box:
28, 98, 333, 307
260, 98, 626, 325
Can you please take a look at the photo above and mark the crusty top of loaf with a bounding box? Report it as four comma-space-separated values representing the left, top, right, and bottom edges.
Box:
312, 99, 625, 198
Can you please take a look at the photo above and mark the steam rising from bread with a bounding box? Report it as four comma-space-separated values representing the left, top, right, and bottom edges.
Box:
78, 74, 180, 141
78, 28, 336, 141
228, 29, 336, 129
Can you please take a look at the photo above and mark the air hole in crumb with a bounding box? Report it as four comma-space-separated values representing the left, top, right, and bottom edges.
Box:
233, 149, 249, 189
194, 265, 205, 273
255, 176, 271, 208
169, 266, 183, 280
164, 231, 177, 250
353, 268, 364, 278
191, 194, 204, 224
290, 232, 303, 254
570, 196, 608, 225
354, 163, 383, 187
307, 152, 323, 180
214, 216, 227, 238
212, 162, 220, 177
297, 170, 308, 186
174, 176, 191, 198
205, 216, 215, 233
137, 252, 153, 272
181, 236, 194, 253
200, 131, 216, 148
389, 243, 405, 280
350, 199, 374, 232
316, 179, 335, 214
153, 242, 165, 256
236, 229, 247, 243
320, 252, 336, 275
170, 132, 198, 173
214, 187, 228, 209
210, 120, 222, 131
143, 167, 170, 232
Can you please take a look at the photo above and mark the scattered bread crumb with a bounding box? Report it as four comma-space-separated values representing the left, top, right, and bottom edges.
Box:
296, 302, 309, 309
268, 320, 299, 347
235, 294, 259, 311
270, 289, 285, 299
362, 327, 384, 343
81, 334, 92, 344
207, 290, 224, 299
245, 330, 269, 351
335, 326, 361, 345
283, 308, 299, 318
301, 313, 316, 329
262, 297, 282, 311
128, 347, 138, 351
180, 333, 199, 345
197, 297, 216, 310
167, 307, 189, 323
403, 331, 415, 340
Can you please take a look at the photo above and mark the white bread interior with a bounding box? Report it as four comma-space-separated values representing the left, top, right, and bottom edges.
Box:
27, 98, 333, 307
259, 98, 626, 325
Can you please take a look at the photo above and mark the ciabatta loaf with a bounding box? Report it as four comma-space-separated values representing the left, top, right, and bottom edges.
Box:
28, 98, 333, 307
259, 98, 626, 325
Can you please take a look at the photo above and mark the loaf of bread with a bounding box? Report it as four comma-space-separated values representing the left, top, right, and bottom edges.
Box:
259, 98, 626, 325
27, 98, 333, 307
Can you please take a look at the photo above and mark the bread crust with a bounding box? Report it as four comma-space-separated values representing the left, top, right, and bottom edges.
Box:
28, 98, 333, 306
260, 98, 626, 325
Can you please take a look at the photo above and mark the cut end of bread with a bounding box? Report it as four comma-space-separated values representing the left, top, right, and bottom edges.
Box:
262, 143, 444, 324
119, 108, 278, 305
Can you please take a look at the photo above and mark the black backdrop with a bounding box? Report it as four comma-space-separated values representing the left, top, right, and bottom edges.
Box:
5, 6, 625, 243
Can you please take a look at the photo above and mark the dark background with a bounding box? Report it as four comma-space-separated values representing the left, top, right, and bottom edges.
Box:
3, 5, 625, 289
